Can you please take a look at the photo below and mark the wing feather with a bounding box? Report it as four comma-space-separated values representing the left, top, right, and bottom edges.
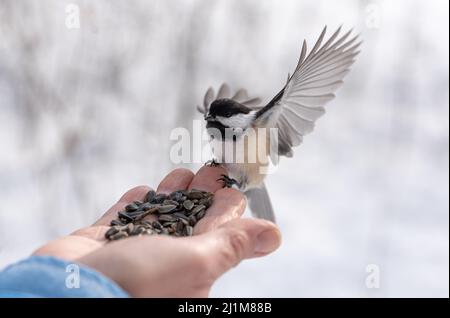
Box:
217, 83, 231, 99
255, 26, 361, 162
231, 88, 248, 101
242, 97, 262, 107
197, 84, 262, 115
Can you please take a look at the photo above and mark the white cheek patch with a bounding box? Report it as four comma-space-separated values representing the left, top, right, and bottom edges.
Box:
217, 112, 256, 128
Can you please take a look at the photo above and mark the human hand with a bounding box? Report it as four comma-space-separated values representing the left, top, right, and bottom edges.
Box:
33, 166, 281, 297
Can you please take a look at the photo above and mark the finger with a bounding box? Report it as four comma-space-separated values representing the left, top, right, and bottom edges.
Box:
188, 165, 228, 193
93, 185, 151, 226
194, 188, 246, 234
157, 168, 195, 194
193, 218, 282, 279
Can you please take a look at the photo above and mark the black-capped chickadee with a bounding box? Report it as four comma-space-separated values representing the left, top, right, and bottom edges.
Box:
197, 26, 361, 222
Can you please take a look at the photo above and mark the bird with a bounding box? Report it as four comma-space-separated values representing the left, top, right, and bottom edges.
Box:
197, 26, 361, 222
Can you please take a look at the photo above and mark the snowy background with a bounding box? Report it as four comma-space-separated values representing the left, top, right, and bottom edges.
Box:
0, 0, 448, 297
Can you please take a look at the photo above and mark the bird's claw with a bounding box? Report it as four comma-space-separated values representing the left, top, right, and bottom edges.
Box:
217, 175, 240, 188
204, 159, 220, 167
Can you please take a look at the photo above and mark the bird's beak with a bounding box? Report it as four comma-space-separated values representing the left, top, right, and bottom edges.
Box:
205, 114, 215, 121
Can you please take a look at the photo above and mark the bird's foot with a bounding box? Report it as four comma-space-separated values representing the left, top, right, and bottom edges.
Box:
204, 159, 221, 167
217, 174, 240, 188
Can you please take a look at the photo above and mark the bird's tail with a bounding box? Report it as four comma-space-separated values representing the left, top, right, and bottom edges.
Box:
245, 182, 276, 223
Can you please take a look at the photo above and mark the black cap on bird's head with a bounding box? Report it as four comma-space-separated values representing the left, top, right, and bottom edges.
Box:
205, 99, 252, 121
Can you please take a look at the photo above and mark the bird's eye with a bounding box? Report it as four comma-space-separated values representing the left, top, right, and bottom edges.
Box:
225, 112, 232, 118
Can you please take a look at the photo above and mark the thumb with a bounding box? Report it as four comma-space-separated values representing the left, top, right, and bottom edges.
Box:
195, 218, 281, 278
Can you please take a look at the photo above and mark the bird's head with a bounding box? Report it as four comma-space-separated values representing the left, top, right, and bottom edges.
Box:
205, 99, 255, 129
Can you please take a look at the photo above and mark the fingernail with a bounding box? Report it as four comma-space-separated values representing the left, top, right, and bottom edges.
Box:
254, 229, 280, 255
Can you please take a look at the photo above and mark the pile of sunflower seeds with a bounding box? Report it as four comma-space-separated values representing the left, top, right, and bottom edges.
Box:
105, 189, 213, 241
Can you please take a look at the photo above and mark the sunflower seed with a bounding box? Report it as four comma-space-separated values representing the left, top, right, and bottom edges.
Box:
152, 221, 163, 230
127, 211, 143, 218
188, 215, 197, 226
133, 207, 159, 221
139, 202, 154, 211
187, 191, 204, 200
131, 225, 146, 236
167, 227, 175, 234
196, 210, 206, 220
173, 212, 189, 220
169, 191, 184, 201
125, 223, 134, 234
130, 227, 140, 236
180, 218, 190, 226
118, 211, 133, 223
192, 204, 206, 215
162, 221, 176, 227
159, 214, 176, 222
176, 221, 185, 232
158, 204, 177, 214
185, 226, 194, 236
152, 193, 167, 203
109, 232, 128, 240
183, 200, 194, 210
105, 226, 120, 238
110, 219, 125, 226
145, 190, 156, 203
125, 203, 139, 212
153, 228, 162, 234
199, 197, 213, 208
163, 199, 179, 206
140, 220, 153, 228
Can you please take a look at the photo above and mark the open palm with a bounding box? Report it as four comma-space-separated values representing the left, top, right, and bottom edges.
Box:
33, 166, 281, 297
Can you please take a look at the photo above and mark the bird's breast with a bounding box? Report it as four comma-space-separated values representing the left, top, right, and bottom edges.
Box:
209, 127, 271, 190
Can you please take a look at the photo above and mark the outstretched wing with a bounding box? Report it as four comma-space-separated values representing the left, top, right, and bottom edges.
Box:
255, 26, 361, 163
196, 83, 262, 116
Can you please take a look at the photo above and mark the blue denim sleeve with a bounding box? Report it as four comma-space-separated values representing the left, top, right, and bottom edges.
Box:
0, 256, 129, 298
